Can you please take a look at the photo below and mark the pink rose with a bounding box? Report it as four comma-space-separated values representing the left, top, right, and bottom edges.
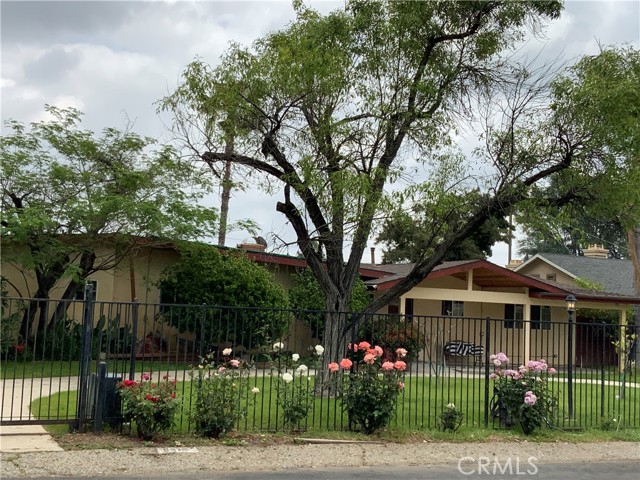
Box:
373, 345, 384, 357
348, 343, 358, 352
396, 348, 408, 358
548, 367, 557, 374
328, 362, 340, 373
358, 341, 371, 351
364, 353, 376, 365
381, 361, 394, 371
218, 366, 226, 373
397, 381, 405, 390
141, 373, 150, 381
394, 360, 407, 371
489, 373, 498, 380
229, 359, 240, 368
340, 358, 353, 369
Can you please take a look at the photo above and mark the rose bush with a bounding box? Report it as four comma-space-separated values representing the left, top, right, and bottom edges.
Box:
438, 402, 463, 433
275, 353, 314, 430
330, 342, 409, 434
489, 353, 558, 435
190, 348, 256, 438
118, 373, 179, 440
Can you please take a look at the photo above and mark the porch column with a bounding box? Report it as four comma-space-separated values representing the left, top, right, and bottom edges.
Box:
399, 295, 406, 315
619, 307, 627, 373
467, 269, 474, 291
523, 294, 531, 364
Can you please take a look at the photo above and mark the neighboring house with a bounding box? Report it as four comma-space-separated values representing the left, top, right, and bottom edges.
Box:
512, 246, 634, 296
362, 258, 640, 369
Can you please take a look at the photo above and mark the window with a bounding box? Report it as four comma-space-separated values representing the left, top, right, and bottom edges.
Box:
388, 305, 399, 315
441, 300, 464, 317
531, 305, 551, 330
546, 273, 557, 281
75, 280, 98, 301
504, 304, 524, 329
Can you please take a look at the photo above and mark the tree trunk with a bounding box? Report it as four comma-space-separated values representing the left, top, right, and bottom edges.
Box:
314, 293, 351, 396
217, 138, 234, 247
48, 251, 96, 330
626, 226, 640, 364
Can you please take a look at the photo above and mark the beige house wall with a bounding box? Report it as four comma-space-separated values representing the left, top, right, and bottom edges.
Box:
517, 259, 575, 285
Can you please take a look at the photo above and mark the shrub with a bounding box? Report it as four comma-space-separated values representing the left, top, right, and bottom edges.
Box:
489, 352, 557, 435
190, 348, 257, 439
438, 403, 463, 433
330, 342, 409, 434
158, 244, 289, 349
274, 353, 314, 431
118, 373, 180, 440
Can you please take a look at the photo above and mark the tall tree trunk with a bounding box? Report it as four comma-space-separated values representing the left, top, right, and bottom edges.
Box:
314, 293, 351, 396
48, 251, 96, 330
626, 226, 640, 364
217, 138, 234, 246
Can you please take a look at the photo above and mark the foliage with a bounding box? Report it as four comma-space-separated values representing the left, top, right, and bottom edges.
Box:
117, 373, 180, 440
438, 403, 464, 433
1, 106, 218, 336
377, 195, 512, 263
361, 317, 424, 363
274, 353, 314, 430
161, 1, 565, 368
190, 349, 256, 439
157, 244, 289, 347
0, 278, 23, 356
489, 353, 557, 435
330, 341, 409, 434
289, 268, 369, 339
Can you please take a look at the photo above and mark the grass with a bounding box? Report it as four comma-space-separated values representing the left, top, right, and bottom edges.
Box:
30, 374, 640, 436
1, 359, 191, 379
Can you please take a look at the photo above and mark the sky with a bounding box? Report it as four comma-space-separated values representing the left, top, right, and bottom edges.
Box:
2, 0, 639, 265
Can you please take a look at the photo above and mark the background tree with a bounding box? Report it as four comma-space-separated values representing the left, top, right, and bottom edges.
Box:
1, 106, 219, 338
157, 244, 289, 348
376, 192, 512, 263
161, 1, 596, 363
517, 45, 640, 358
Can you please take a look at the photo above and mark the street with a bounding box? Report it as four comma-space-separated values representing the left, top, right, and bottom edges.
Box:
12, 461, 640, 480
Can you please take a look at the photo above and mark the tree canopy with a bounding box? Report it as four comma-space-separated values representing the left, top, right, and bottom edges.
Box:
161, 0, 630, 362
1, 106, 219, 336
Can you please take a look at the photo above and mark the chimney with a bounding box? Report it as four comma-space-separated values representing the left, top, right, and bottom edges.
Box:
370, 247, 376, 265
583, 244, 608, 259
238, 242, 266, 252
505, 259, 523, 270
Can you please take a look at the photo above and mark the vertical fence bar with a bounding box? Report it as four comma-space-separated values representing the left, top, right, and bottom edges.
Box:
484, 316, 491, 428
76, 284, 94, 432
567, 308, 574, 419
128, 298, 138, 381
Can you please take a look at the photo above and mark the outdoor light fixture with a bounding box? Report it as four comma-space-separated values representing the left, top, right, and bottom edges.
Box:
565, 294, 577, 312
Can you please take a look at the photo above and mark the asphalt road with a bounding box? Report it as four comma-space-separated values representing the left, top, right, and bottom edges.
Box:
13, 461, 640, 480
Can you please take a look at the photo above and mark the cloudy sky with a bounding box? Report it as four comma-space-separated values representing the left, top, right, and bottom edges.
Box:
2, 0, 639, 263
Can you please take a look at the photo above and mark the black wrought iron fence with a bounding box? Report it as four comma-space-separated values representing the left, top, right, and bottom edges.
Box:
1, 294, 637, 432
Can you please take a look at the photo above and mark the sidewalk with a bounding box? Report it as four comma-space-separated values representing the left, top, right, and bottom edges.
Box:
1, 440, 639, 478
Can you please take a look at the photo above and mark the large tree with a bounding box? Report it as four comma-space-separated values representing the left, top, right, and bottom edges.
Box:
1, 106, 219, 338
161, 1, 609, 362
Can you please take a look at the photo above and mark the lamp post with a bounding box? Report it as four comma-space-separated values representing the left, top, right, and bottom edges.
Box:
566, 294, 576, 418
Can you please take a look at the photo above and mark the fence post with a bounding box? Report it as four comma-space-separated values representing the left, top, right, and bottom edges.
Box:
567, 308, 574, 419
93, 361, 108, 433
199, 304, 207, 358
484, 316, 491, 428
76, 283, 95, 432
129, 298, 139, 381
600, 325, 605, 419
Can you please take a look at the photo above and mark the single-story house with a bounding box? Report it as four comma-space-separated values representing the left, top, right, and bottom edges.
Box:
361, 257, 640, 370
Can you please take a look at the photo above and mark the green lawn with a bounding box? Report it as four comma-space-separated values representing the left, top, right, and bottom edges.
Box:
1, 359, 191, 380
30, 374, 640, 433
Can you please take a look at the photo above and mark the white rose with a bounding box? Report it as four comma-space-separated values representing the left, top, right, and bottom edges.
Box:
282, 372, 293, 383
292, 353, 300, 362
273, 342, 285, 352
447, 403, 456, 409
296, 364, 308, 374
314, 345, 325, 356
222, 348, 232, 356
251, 387, 260, 395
